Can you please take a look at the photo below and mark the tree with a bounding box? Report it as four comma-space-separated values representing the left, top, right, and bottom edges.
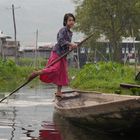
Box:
73, 0, 140, 62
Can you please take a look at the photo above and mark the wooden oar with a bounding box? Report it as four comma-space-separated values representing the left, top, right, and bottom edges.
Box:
0, 33, 94, 103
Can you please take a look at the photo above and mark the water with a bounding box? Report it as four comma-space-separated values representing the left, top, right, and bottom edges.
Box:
0, 84, 57, 139
0, 84, 139, 140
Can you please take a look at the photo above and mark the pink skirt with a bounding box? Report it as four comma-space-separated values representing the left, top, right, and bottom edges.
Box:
40, 51, 69, 86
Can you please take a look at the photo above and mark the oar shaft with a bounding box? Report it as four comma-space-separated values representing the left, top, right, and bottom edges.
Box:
0, 81, 29, 102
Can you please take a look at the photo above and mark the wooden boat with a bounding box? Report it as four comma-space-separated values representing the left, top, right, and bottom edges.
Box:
53, 113, 121, 139
55, 90, 140, 132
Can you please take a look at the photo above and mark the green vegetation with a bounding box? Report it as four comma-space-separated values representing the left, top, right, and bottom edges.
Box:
0, 59, 139, 96
18, 58, 47, 67
0, 59, 35, 92
70, 62, 140, 95
74, 0, 140, 62
130, 88, 140, 96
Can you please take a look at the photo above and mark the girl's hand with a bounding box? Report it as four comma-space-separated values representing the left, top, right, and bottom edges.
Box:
69, 43, 77, 50
27, 71, 40, 82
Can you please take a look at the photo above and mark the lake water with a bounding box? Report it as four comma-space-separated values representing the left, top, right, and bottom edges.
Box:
0, 84, 139, 140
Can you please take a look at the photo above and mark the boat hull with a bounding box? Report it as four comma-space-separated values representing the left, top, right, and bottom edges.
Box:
55, 91, 140, 132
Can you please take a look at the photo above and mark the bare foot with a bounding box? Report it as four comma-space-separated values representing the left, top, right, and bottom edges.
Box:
55, 92, 63, 98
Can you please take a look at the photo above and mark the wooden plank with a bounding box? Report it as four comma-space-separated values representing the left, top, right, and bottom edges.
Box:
120, 83, 140, 89
62, 92, 80, 98
55, 91, 80, 100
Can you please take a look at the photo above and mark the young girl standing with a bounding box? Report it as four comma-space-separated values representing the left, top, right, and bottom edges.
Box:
28, 13, 77, 97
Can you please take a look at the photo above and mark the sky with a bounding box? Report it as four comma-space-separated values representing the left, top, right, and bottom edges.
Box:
0, 0, 79, 46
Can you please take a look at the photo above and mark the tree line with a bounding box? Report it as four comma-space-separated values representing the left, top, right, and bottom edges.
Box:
73, 0, 140, 62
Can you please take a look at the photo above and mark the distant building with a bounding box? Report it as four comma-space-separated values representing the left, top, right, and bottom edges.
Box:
19, 42, 55, 59
0, 31, 20, 59
97, 36, 140, 64
3, 40, 20, 57
74, 36, 140, 68
0, 31, 11, 58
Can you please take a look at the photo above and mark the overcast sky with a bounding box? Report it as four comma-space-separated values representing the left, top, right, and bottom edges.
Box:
0, 0, 80, 45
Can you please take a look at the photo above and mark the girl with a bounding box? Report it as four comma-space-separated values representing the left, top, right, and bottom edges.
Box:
28, 13, 77, 97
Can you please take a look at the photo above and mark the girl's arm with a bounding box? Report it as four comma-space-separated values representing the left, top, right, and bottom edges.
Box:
58, 28, 77, 50
57, 28, 70, 47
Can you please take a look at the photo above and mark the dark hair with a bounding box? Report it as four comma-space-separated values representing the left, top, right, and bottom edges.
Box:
63, 13, 75, 26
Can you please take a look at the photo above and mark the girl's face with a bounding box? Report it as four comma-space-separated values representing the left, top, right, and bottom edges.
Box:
66, 16, 75, 28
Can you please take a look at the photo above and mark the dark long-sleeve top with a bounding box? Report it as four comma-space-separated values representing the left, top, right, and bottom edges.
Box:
53, 26, 73, 56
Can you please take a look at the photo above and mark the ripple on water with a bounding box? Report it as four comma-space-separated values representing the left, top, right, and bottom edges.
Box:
0, 99, 54, 108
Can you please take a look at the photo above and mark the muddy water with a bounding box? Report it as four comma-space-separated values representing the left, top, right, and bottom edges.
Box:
0, 85, 138, 140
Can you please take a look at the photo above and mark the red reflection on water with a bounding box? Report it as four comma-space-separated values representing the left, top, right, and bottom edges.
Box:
39, 121, 63, 140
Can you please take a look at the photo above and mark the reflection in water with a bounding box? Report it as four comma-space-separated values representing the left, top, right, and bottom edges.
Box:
0, 85, 139, 140
10, 107, 16, 140
53, 113, 116, 140
25, 112, 138, 140
54, 113, 140, 140
39, 121, 63, 140
25, 121, 63, 140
